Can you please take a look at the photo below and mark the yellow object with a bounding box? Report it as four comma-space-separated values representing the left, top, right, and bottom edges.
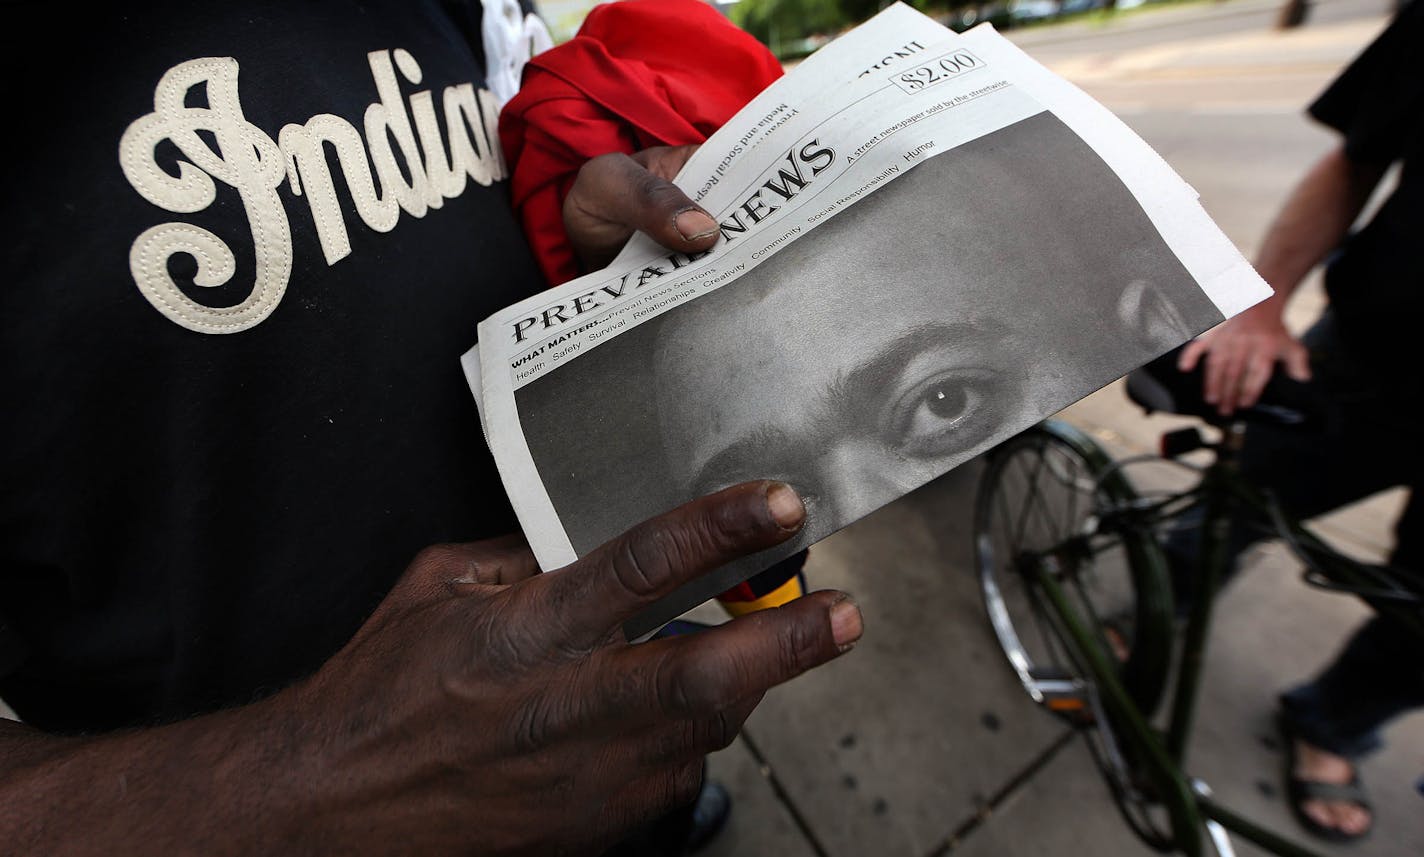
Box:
717, 575, 806, 617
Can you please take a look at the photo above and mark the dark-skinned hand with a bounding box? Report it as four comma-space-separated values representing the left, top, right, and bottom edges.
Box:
562, 144, 720, 272
290, 481, 861, 855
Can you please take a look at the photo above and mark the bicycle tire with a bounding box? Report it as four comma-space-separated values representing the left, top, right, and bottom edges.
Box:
975, 420, 1178, 848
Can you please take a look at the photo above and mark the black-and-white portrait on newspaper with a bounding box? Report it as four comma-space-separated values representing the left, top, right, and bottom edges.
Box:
513, 111, 1225, 628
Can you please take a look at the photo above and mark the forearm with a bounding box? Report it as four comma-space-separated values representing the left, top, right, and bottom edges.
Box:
1252, 144, 1386, 313
0, 689, 321, 855
0, 486, 857, 857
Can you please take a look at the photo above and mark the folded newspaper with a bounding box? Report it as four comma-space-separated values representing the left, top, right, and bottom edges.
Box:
464, 3, 1270, 637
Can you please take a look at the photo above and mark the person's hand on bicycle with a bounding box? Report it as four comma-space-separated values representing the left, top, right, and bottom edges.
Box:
1178, 300, 1312, 416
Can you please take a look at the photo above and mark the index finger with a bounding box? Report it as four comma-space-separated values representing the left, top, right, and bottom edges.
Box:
538, 481, 806, 649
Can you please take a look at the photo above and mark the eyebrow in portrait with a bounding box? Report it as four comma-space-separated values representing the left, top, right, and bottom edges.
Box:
821, 321, 1014, 416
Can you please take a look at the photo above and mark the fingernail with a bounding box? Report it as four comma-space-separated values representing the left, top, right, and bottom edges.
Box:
766, 482, 805, 530
674, 208, 718, 242
830, 598, 863, 650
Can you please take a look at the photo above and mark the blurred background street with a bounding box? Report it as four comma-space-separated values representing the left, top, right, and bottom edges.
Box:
673, 1, 1422, 855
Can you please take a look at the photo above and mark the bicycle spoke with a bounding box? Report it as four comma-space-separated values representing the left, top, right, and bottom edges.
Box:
1011, 443, 1052, 549
974, 427, 1177, 853
1022, 451, 1071, 555
1046, 446, 1082, 541
1065, 451, 1088, 541
988, 449, 1060, 672
1029, 585, 1067, 667
1016, 544, 1070, 670
1026, 458, 1065, 545
996, 468, 1022, 553
998, 443, 1092, 674
1070, 570, 1121, 665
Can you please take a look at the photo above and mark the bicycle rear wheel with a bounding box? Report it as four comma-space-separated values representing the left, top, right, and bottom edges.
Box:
976, 420, 1176, 847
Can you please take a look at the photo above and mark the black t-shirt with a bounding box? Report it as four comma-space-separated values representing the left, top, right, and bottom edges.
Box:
1310, 2, 1424, 372
0, 0, 548, 731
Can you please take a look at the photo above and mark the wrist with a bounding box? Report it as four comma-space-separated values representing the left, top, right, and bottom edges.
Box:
1239, 295, 1290, 327
204, 686, 325, 844
0, 687, 328, 855
1250, 261, 1305, 307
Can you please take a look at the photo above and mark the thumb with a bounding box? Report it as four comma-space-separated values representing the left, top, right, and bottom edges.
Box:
564, 149, 719, 271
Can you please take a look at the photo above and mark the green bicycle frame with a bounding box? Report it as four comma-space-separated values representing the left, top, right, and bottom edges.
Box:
1027, 420, 1339, 857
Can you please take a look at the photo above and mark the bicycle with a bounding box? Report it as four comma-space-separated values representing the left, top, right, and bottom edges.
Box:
974, 349, 1424, 857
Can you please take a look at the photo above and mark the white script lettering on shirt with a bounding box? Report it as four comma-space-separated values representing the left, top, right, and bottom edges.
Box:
119, 50, 508, 334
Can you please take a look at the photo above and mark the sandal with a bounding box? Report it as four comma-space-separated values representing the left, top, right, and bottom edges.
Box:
1278, 712, 1373, 843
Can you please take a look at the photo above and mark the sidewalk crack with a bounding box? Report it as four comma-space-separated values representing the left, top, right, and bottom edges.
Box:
740, 728, 834, 857
923, 729, 1076, 856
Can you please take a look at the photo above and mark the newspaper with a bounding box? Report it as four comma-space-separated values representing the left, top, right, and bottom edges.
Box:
463, 3, 1271, 636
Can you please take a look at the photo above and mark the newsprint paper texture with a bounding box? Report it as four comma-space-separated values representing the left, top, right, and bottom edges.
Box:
464, 3, 1271, 637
